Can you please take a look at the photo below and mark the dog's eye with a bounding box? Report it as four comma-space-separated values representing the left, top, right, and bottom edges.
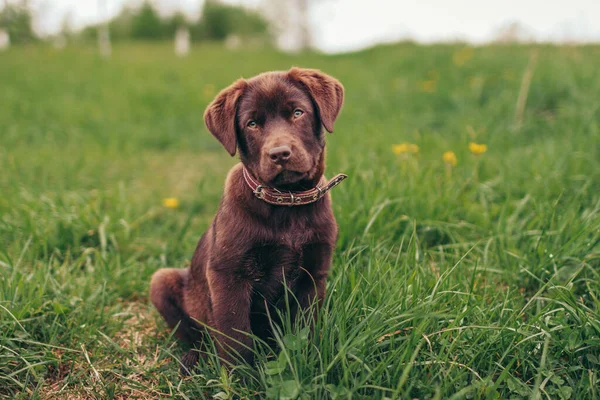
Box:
247, 120, 257, 128
293, 109, 304, 118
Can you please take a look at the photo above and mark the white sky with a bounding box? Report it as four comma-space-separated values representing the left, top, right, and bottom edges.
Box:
24, 0, 600, 52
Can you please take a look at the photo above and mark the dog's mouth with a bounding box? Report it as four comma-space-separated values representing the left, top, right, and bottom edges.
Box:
271, 170, 308, 186
257, 153, 318, 189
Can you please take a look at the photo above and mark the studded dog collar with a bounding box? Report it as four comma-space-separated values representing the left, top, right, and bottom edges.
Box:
242, 168, 347, 206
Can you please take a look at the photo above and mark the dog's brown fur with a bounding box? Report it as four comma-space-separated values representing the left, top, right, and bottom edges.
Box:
150, 67, 344, 373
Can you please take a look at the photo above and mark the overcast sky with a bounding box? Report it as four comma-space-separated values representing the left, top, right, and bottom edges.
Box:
25, 0, 600, 53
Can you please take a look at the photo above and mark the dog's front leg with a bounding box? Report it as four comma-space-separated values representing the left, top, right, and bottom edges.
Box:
207, 266, 254, 366
299, 242, 334, 318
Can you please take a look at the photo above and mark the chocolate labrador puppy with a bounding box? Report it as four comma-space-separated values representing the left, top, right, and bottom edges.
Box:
150, 67, 345, 373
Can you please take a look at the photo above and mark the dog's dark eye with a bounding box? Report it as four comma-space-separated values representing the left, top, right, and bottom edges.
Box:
293, 109, 304, 118
247, 120, 257, 128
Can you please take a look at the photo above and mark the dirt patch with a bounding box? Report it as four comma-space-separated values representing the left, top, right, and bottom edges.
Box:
38, 301, 171, 400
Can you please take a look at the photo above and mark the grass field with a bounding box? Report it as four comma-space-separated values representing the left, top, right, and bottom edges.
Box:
1, 42, 599, 399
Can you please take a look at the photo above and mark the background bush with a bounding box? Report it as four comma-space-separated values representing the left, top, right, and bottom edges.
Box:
0, 2, 36, 44
77, 0, 271, 43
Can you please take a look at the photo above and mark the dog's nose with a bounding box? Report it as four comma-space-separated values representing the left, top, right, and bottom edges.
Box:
268, 145, 292, 164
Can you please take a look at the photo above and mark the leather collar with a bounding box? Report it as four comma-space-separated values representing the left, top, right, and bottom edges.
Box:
242, 167, 347, 206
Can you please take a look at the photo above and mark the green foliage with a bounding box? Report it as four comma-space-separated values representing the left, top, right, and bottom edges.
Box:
81, 7, 134, 41
78, 0, 269, 43
192, 0, 270, 41
82, 3, 171, 42
130, 2, 164, 40
106, 7, 136, 41
163, 12, 189, 38
0, 43, 599, 398
0, 2, 36, 44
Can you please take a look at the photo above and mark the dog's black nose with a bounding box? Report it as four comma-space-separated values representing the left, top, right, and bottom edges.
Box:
269, 145, 292, 164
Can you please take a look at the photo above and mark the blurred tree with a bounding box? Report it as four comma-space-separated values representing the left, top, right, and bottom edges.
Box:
81, 6, 136, 42
192, 0, 270, 42
59, 11, 74, 38
164, 11, 188, 39
77, 0, 270, 44
493, 22, 535, 43
107, 7, 135, 41
296, 0, 311, 50
97, 0, 111, 57
0, 0, 36, 44
262, 0, 318, 51
131, 1, 164, 40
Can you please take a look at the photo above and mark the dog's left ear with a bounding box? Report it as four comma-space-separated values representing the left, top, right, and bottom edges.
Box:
288, 67, 344, 133
204, 79, 247, 156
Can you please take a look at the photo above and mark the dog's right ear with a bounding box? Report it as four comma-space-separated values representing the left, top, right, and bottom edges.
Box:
204, 79, 247, 156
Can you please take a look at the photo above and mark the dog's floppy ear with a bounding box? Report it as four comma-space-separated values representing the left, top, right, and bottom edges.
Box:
204, 79, 247, 156
288, 67, 344, 133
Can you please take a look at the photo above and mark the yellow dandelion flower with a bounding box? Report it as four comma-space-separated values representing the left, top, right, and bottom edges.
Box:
442, 151, 457, 167
419, 80, 437, 93
393, 144, 408, 154
469, 142, 487, 155
162, 197, 180, 209
452, 47, 474, 67
393, 143, 419, 155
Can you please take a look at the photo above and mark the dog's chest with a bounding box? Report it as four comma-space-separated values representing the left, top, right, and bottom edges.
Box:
229, 202, 335, 301
241, 239, 304, 283
239, 226, 316, 290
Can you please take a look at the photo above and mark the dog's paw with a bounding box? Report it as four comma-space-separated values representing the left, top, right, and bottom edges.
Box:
180, 349, 200, 376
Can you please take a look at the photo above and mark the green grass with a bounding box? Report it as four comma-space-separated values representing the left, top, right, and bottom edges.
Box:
1, 42, 599, 399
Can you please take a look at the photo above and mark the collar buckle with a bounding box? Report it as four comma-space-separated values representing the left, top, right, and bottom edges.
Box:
253, 185, 264, 199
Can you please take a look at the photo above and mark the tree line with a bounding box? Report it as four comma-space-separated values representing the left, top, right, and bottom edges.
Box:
0, 0, 271, 45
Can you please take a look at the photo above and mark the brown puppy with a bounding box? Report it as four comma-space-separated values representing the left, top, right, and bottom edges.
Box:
150, 67, 345, 373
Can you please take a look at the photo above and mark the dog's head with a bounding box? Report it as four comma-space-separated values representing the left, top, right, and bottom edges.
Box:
204, 67, 344, 189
